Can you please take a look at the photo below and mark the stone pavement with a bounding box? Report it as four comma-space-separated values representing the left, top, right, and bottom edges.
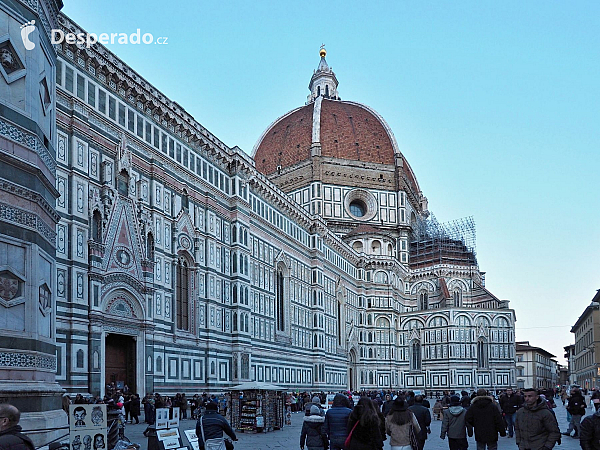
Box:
124, 400, 591, 450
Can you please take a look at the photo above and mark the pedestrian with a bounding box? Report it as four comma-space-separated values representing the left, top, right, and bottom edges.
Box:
460, 391, 471, 410
300, 405, 328, 450
195, 402, 237, 450
580, 406, 600, 450
514, 388, 560, 450
323, 393, 353, 450
0, 404, 34, 450
591, 389, 600, 413
346, 397, 384, 450
408, 395, 431, 450
386, 397, 420, 450
181, 394, 188, 420
566, 386, 587, 438
440, 395, 472, 450
130, 394, 140, 424
465, 389, 506, 450
499, 388, 523, 438
382, 394, 394, 416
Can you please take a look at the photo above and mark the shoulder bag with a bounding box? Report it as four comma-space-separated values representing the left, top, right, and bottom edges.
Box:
199, 416, 226, 450
344, 420, 359, 448
409, 415, 419, 450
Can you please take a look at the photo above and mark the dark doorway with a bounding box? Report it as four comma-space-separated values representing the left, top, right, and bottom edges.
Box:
105, 334, 136, 392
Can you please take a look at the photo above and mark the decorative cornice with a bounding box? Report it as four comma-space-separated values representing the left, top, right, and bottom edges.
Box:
0, 177, 60, 223
0, 201, 56, 244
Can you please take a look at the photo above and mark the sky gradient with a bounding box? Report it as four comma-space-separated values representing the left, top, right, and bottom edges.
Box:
62, 0, 600, 365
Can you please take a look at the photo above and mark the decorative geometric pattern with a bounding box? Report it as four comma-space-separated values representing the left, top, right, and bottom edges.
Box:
0, 201, 56, 244
0, 118, 56, 175
0, 351, 56, 370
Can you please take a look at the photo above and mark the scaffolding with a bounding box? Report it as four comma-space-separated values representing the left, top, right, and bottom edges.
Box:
409, 213, 477, 269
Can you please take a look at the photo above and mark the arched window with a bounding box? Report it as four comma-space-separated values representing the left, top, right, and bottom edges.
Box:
76, 349, 84, 368
478, 339, 488, 368
411, 341, 422, 371
146, 233, 154, 259
233, 312, 238, 331
352, 241, 363, 253
276, 268, 285, 331
337, 301, 343, 346
232, 285, 238, 303
117, 169, 129, 196
419, 291, 429, 310
92, 210, 102, 242
453, 290, 462, 307
387, 243, 393, 255
313, 313, 318, 328
368, 348, 373, 358
176, 258, 190, 331
317, 86, 321, 97
314, 334, 318, 348
371, 240, 381, 254
181, 189, 189, 211
325, 85, 329, 97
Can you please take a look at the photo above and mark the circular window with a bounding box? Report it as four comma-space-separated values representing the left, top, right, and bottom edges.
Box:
344, 189, 378, 221
349, 200, 366, 217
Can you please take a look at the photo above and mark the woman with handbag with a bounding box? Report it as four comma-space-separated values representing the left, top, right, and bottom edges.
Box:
345, 397, 384, 450
385, 398, 421, 450
196, 402, 237, 450
300, 405, 329, 450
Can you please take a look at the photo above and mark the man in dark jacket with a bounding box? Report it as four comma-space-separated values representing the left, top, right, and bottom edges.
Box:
580, 408, 600, 450
324, 394, 353, 450
409, 395, 431, 450
499, 388, 523, 438
440, 395, 472, 450
195, 402, 237, 450
0, 404, 34, 450
465, 389, 506, 450
514, 388, 560, 450
567, 387, 587, 438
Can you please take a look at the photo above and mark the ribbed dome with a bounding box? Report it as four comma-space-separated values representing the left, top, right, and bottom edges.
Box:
253, 99, 396, 175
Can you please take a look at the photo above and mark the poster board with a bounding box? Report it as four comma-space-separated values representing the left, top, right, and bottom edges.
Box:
156, 408, 170, 430
156, 428, 181, 449
183, 430, 199, 450
168, 407, 180, 429
69, 404, 107, 450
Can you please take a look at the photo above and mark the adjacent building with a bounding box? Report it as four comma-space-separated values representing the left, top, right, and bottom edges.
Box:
2, 11, 517, 399
0, 0, 66, 444
571, 292, 600, 389
515, 341, 557, 390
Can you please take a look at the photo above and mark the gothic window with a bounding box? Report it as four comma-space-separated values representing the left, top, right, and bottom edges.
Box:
233, 312, 238, 331
117, 170, 129, 196
76, 349, 84, 368
453, 290, 462, 307
337, 301, 343, 346
276, 268, 285, 331
232, 285, 238, 303
176, 258, 190, 331
478, 339, 488, 368
419, 291, 429, 310
317, 86, 321, 97
411, 340, 422, 371
92, 210, 102, 242
325, 85, 329, 97
181, 189, 189, 211
146, 233, 154, 259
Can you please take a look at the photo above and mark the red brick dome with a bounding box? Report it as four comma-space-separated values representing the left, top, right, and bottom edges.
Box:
253, 99, 398, 175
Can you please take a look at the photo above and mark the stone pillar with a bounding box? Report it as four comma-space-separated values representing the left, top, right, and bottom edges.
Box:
0, 0, 66, 446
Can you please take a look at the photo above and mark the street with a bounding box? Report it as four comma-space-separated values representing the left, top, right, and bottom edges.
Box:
123, 399, 588, 450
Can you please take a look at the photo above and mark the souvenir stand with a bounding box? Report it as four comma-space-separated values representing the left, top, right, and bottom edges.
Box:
229, 382, 285, 433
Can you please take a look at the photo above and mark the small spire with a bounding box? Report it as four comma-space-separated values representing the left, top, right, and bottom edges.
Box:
319, 44, 326, 58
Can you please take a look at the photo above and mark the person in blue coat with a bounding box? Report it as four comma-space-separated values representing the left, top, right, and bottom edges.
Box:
324, 394, 353, 450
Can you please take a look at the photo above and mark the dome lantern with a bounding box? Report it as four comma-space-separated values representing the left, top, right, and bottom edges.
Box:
307, 46, 340, 104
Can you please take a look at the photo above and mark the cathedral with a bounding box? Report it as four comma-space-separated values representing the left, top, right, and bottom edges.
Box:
0, 3, 516, 434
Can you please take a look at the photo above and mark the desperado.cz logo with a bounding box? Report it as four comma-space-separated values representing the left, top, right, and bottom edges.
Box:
20, 20, 168, 50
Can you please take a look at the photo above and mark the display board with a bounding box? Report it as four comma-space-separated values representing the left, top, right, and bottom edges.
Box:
69, 404, 107, 450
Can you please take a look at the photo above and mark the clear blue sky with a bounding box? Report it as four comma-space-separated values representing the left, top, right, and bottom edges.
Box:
63, 1, 600, 365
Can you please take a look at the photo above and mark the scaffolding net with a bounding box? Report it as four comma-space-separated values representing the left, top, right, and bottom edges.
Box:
409, 213, 477, 269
